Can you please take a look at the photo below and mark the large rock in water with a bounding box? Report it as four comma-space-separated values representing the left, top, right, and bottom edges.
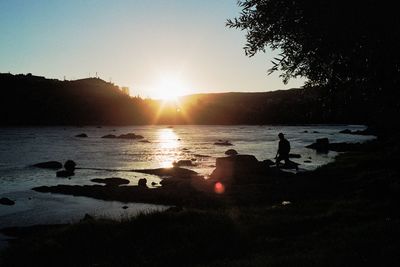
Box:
64, 160, 76, 172
117, 133, 144, 139
210, 155, 269, 183
0, 197, 15, 206
173, 160, 195, 167
33, 161, 62, 169
91, 177, 130, 186
225, 149, 238, 156
306, 138, 330, 152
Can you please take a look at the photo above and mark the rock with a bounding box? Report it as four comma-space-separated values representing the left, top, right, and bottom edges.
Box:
339, 129, 352, 134
138, 178, 147, 188
263, 159, 275, 166
194, 154, 211, 158
302, 130, 308, 133
75, 133, 88, 138
122, 205, 129, 209
81, 213, 94, 221
32, 161, 62, 169
133, 167, 198, 179
305, 138, 330, 152
139, 140, 151, 143
281, 160, 300, 170
56, 170, 74, 178
306, 139, 362, 152
102, 134, 116, 138
91, 177, 130, 186
173, 160, 195, 167
151, 182, 157, 186
225, 149, 238, 156
0, 197, 15, 206
64, 160, 76, 172
313, 131, 319, 133
304, 160, 312, 163
210, 154, 269, 183
117, 133, 144, 139
289, 153, 301, 158
214, 141, 233, 146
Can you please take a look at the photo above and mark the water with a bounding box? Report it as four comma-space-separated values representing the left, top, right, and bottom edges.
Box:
0, 125, 375, 229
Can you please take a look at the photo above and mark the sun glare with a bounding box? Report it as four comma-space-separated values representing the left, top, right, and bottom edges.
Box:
154, 75, 189, 101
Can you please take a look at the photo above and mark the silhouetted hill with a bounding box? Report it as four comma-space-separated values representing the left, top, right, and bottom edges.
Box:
0, 73, 370, 126
0, 73, 150, 125
163, 88, 370, 125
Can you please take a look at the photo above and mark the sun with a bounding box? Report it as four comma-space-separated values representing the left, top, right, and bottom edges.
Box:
153, 75, 189, 101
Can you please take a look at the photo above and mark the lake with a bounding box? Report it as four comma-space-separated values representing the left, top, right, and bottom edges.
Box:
0, 125, 375, 229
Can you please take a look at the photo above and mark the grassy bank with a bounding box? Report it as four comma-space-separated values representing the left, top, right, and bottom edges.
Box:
1, 139, 400, 266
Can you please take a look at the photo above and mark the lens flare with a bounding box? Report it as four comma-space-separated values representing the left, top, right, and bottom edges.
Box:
214, 182, 225, 194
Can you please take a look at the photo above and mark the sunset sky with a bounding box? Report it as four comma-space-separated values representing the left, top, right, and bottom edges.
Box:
0, 0, 305, 98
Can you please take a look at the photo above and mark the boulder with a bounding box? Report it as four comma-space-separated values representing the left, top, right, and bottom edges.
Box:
81, 213, 94, 221
194, 154, 211, 158
56, 170, 74, 178
225, 149, 238, 156
263, 159, 275, 166
32, 161, 62, 169
117, 133, 144, 139
0, 197, 15, 206
102, 134, 116, 138
305, 138, 330, 152
210, 154, 269, 183
214, 141, 233, 146
306, 139, 362, 152
91, 177, 130, 186
64, 160, 76, 172
173, 160, 195, 167
138, 178, 147, 188
133, 167, 198, 179
75, 133, 88, 138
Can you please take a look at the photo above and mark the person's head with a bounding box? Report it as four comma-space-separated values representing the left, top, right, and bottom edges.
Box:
278, 133, 284, 140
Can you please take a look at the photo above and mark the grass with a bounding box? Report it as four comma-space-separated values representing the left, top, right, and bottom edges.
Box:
1, 138, 400, 266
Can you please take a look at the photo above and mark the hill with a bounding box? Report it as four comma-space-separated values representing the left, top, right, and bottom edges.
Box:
0, 73, 150, 125
0, 73, 370, 125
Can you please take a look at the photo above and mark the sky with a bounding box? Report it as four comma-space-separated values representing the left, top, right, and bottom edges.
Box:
0, 0, 305, 98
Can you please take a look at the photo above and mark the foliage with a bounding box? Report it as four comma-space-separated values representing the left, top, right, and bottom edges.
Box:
227, 0, 400, 93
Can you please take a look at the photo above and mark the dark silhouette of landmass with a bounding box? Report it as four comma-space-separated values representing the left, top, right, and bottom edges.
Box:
0, 72, 372, 126
0, 73, 150, 125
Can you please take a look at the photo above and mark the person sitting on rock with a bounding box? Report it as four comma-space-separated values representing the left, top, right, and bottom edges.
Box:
275, 133, 291, 168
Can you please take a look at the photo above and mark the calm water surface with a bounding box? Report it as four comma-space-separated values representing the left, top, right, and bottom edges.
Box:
0, 125, 375, 228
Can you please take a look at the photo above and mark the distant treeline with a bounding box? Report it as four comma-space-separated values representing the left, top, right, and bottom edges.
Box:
0, 73, 374, 126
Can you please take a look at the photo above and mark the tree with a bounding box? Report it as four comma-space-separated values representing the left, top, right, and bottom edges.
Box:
227, 0, 400, 91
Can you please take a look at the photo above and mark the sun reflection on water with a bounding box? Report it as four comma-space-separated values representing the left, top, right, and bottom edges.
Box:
157, 128, 180, 168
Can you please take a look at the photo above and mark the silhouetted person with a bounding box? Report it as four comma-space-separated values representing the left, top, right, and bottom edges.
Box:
275, 133, 290, 168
